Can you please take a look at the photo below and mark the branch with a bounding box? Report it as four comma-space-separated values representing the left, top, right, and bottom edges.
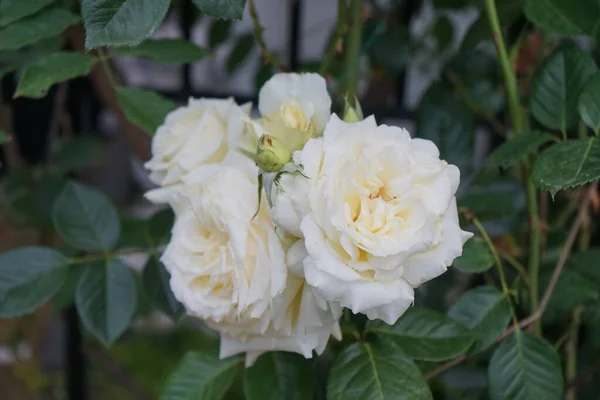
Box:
248, 0, 281, 70
319, 0, 347, 76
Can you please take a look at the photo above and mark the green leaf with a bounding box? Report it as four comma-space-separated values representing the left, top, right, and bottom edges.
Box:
370, 27, 409, 72
488, 331, 563, 400
417, 82, 476, 176
191, 0, 246, 20
448, 286, 512, 354
524, 0, 600, 38
0, 35, 63, 69
147, 208, 175, 244
244, 352, 314, 400
530, 43, 597, 131
327, 341, 432, 400
0, 8, 79, 51
76, 259, 137, 345
0, 0, 58, 27
52, 266, 84, 311
452, 237, 494, 273
532, 138, 600, 196
0, 130, 10, 144
15, 52, 97, 98
540, 268, 598, 323
578, 72, 600, 134
567, 249, 600, 282
226, 33, 255, 74
143, 255, 183, 322
488, 131, 555, 169
116, 86, 176, 135
433, 16, 454, 52
208, 19, 232, 49
160, 350, 240, 400
81, 0, 171, 50
458, 191, 516, 220
0, 247, 68, 317
367, 307, 475, 361
113, 39, 210, 65
54, 135, 105, 172
52, 180, 121, 251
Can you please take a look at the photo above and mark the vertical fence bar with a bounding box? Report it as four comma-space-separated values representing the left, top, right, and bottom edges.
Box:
66, 306, 86, 400
180, 0, 195, 97
289, 0, 302, 71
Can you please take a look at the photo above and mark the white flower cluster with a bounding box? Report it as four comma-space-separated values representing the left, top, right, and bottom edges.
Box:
145, 73, 472, 366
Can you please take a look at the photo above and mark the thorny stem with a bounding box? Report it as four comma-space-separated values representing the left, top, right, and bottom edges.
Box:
343, 0, 363, 99
248, 0, 281, 70
320, 0, 347, 76
499, 251, 530, 288
565, 307, 583, 400
97, 48, 116, 87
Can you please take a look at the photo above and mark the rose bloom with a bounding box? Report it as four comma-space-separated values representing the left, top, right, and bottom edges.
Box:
145, 97, 250, 204
162, 164, 340, 366
272, 115, 473, 324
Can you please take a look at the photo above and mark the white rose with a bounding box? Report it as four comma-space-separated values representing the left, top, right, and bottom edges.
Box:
144, 97, 251, 203
272, 115, 473, 324
162, 165, 340, 366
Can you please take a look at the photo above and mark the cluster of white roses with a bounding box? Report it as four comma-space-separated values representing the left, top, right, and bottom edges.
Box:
145, 73, 472, 366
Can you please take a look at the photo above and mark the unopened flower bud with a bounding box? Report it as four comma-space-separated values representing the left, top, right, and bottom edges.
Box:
342, 95, 364, 123
257, 134, 291, 172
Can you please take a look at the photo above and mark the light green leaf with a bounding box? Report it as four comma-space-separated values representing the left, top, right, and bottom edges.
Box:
143, 255, 183, 322
208, 19, 232, 49
532, 138, 600, 196
15, 52, 97, 98
0, 8, 78, 51
530, 43, 597, 131
327, 341, 432, 400
52, 180, 121, 251
540, 268, 599, 323
448, 286, 512, 354
226, 33, 255, 73
0, 247, 68, 317
367, 307, 475, 361
244, 352, 313, 400
578, 72, 600, 134
54, 135, 105, 172
524, 0, 600, 38
81, 0, 171, 50
488, 331, 563, 400
0, 0, 58, 27
116, 86, 175, 135
191, 0, 246, 20
160, 350, 240, 400
453, 237, 494, 273
113, 39, 210, 65
75, 259, 137, 345
488, 131, 555, 169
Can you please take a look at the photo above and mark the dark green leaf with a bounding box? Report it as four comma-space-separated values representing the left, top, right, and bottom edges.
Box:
370, 27, 409, 72
15, 52, 97, 98
448, 286, 512, 353
433, 16, 454, 52
540, 268, 598, 323
327, 341, 432, 400
160, 350, 240, 400
116, 86, 176, 135
244, 352, 314, 400
0, 35, 63, 69
117, 216, 148, 248
567, 249, 600, 282
0, 247, 68, 317
52, 180, 121, 251
143, 255, 183, 321
367, 307, 475, 361
0, 130, 10, 144
226, 33, 255, 73
0, 8, 79, 51
54, 135, 105, 172
76, 259, 137, 345
208, 19, 232, 49
52, 266, 84, 311
0, 0, 57, 27
147, 208, 174, 244
488, 131, 554, 169
530, 43, 597, 131
191, 0, 246, 20
113, 39, 210, 65
417, 82, 476, 176
488, 331, 563, 400
532, 138, 600, 196
461, 16, 490, 50
578, 72, 600, 134
453, 237, 494, 273
524, 0, 600, 38
81, 0, 171, 49
458, 191, 516, 220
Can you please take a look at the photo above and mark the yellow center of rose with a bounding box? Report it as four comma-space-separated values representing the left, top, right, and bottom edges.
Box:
280, 103, 309, 131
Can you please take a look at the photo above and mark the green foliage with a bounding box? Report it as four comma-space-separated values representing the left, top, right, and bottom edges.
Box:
532, 138, 600, 196
540, 268, 599, 323
113, 39, 210, 65
327, 340, 432, 400
191, 0, 247, 20
227, 33, 255, 74
452, 237, 494, 273
116, 86, 176, 135
488, 332, 563, 400
578, 72, 600, 134
488, 131, 554, 169
160, 350, 240, 400
0, 130, 9, 144
525, 0, 600, 39
530, 43, 597, 132
143, 255, 183, 322
244, 353, 314, 400
433, 16, 454, 52
81, 0, 171, 49
209, 19, 232, 49
15, 52, 97, 98
53, 135, 105, 172
367, 307, 475, 361
0, 247, 68, 317
52, 181, 121, 251
0, 0, 58, 27
76, 260, 137, 345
